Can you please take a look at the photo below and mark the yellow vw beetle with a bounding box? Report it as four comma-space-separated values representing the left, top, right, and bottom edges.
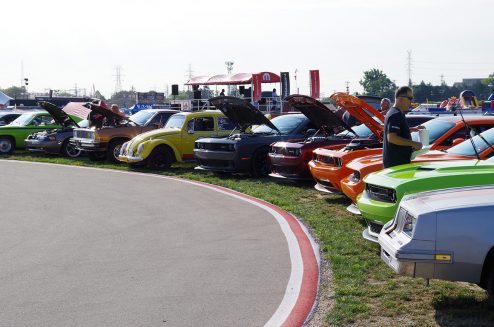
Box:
118, 110, 236, 169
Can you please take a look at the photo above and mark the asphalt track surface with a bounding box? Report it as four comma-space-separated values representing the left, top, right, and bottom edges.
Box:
0, 161, 319, 327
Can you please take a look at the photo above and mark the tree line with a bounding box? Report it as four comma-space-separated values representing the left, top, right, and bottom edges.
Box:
358, 68, 494, 103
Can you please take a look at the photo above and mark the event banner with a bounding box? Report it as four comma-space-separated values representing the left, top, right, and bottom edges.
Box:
280, 72, 290, 99
252, 73, 262, 102
136, 91, 165, 104
310, 70, 320, 99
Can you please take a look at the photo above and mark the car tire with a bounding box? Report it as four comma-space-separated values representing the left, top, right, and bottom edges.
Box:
147, 146, 173, 170
0, 136, 14, 155
61, 139, 82, 158
88, 151, 106, 161
108, 139, 128, 163
251, 148, 271, 177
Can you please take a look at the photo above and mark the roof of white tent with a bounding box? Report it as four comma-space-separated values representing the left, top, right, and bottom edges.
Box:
0, 91, 13, 105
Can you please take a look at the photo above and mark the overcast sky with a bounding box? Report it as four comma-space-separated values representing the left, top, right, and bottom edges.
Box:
2, 0, 493, 98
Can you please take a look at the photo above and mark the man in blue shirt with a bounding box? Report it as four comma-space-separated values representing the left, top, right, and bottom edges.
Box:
383, 86, 423, 168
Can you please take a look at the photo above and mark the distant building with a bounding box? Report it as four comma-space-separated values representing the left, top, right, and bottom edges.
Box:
453, 78, 484, 88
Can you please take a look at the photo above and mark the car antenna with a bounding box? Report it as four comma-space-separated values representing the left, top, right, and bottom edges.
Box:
457, 108, 481, 160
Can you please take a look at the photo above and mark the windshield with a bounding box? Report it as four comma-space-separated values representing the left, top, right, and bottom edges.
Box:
164, 114, 186, 129
411, 119, 455, 144
253, 115, 306, 135
129, 111, 154, 126
447, 127, 494, 156
336, 116, 382, 138
8, 113, 36, 126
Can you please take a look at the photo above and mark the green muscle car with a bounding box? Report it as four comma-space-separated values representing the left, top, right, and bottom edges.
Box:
0, 110, 80, 155
357, 157, 494, 241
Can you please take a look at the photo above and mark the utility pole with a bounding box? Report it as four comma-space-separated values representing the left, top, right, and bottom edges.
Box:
440, 74, 445, 85
114, 65, 124, 94
345, 81, 350, 94
407, 50, 412, 87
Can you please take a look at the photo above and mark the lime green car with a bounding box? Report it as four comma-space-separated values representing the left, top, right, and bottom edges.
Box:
357, 157, 494, 241
118, 110, 236, 169
0, 110, 80, 155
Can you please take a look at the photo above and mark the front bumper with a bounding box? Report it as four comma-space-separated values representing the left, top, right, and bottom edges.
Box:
269, 153, 309, 179
379, 235, 439, 279
340, 177, 364, 203
71, 139, 107, 152
308, 161, 343, 192
25, 139, 61, 154
118, 155, 144, 163
194, 149, 251, 172
356, 192, 397, 224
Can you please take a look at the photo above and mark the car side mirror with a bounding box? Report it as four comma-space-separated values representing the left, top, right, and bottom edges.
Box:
187, 128, 194, 134
452, 138, 464, 146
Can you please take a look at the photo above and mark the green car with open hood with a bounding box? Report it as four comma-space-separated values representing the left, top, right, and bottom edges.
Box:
0, 108, 81, 155
357, 157, 494, 241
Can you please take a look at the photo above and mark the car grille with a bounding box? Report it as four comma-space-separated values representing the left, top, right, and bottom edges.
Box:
196, 142, 235, 152
271, 146, 300, 156
365, 184, 397, 203
273, 165, 298, 175
368, 220, 384, 234
74, 129, 94, 140
313, 153, 342, 167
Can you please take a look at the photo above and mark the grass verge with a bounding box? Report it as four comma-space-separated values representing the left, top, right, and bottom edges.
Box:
3, 152, 494, 326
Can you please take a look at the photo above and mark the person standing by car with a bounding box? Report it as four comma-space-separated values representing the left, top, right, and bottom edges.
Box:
271, 88, 279, 111
220, 89, 225, 96
383, 86, 423, 168
380, 98, 391, 115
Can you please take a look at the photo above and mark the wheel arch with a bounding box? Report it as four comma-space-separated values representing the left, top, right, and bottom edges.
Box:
480, 246, 494, 289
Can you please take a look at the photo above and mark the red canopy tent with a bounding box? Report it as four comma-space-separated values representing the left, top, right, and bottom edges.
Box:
185, 72, 280, 86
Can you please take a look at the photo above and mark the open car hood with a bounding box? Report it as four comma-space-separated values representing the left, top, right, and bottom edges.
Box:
209, 96, 279, 132
84, 100, 128, 121
38, 101, 79, 128
285, 95, 357, 135
330, 93, 385, 140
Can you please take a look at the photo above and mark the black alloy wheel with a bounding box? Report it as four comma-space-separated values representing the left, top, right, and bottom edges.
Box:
62, 139, 82, 158
108, 139, 127, 163
147, 147, 173, 170
252, 148, 271, 177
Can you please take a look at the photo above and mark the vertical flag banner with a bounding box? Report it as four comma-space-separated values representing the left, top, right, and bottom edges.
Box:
252, 73, 262, 102
280, 72, 290, 99
310, 70, 320, 99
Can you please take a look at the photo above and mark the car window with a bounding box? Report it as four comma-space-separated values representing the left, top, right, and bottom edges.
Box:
218, 116, 236, 131
164, 114, 186, 129
149, 112, 173, 126
129, 110, 154, 126
411, 119, 455, 143
31, 115, 55, 126
447, 127, 494, 156
439, 128, 468, 146
193, 117, 214, 132
253, 115, 306, 135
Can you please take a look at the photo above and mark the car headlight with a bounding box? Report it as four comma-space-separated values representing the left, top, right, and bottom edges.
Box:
286, 148, 301, 156
348, 171, 360, 183
137, 143, 145, 154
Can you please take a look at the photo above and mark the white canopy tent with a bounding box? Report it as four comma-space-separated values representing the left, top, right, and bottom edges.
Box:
0, 91, 12, 108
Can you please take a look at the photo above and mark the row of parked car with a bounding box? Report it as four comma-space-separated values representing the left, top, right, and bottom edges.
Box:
2, 94, 494, 299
